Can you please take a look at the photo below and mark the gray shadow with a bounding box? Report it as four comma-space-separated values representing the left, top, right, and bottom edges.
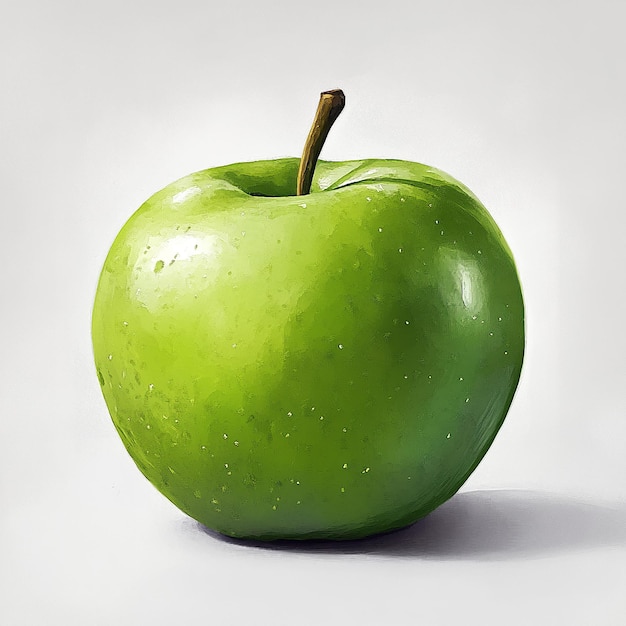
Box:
195, 489, 626, 560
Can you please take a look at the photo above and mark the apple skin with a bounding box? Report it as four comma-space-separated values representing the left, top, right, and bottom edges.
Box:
92, 157, 524, 540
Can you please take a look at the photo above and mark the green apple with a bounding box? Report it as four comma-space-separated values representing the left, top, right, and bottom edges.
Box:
92, 92, 524, 540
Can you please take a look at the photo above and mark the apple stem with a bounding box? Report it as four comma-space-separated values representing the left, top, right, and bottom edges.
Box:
296, 89, 345, 196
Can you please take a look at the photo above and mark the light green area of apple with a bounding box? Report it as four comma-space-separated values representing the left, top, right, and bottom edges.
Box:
92, 158, 524, 540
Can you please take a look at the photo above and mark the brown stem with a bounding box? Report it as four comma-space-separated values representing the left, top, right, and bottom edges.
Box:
296, 89, 345, 196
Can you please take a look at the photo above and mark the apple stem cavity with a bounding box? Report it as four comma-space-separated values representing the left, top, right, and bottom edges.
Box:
296, 89, 345, 196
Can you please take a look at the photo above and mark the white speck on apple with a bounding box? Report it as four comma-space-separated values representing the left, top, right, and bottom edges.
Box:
172, 186, 201, 204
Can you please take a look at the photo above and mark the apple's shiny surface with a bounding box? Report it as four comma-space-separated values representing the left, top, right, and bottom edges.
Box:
92, 157, 524, 539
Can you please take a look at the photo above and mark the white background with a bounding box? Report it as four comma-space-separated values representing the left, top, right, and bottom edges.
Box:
1, 1, 625, 624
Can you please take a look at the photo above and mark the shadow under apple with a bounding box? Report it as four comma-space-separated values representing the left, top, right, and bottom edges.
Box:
195, 489, 626, 560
